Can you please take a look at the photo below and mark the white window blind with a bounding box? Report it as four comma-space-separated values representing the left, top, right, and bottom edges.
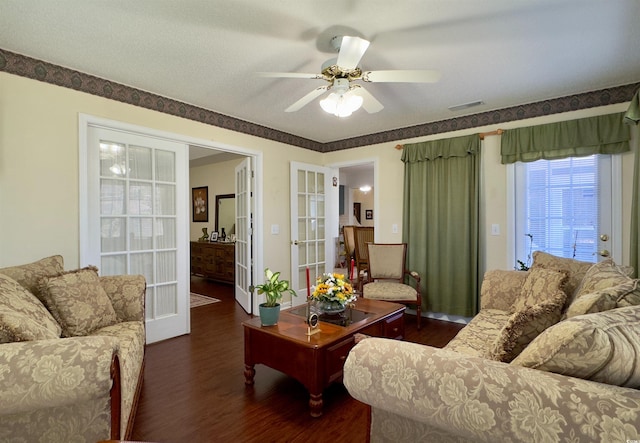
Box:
514, 154, 611, 266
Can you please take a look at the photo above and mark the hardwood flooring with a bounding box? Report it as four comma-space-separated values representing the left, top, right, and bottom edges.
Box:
130, 277, 465, 443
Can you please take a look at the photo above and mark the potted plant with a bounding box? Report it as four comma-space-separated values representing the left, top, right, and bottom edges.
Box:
255, 268, 296, 326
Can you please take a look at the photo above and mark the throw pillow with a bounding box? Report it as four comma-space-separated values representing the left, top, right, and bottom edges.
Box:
486, 291, 566, 363
530, 251, 592, 304
38, 266, 118, 337
0, 255, 64, 303
565, 279, 640, 318
512, 268, 567, 313
512, 306, 640, 388
573, 259, 635, 300
0, 273, 61, 343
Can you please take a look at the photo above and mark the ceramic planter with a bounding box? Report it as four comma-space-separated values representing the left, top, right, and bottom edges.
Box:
259, 303, 280, 326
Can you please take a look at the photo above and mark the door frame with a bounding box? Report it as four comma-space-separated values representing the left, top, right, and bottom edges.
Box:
78, 114, 264, 324
327, 157, 379, 231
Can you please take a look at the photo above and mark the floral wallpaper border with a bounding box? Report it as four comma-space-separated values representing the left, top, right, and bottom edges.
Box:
1, 48, 638, 153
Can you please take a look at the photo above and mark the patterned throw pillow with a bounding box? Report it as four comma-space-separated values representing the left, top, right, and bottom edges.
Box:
38, 266, 118, 337
573, 259, 635, 299
565, 279, 640, 318
530, 251, 592, 304
512, 268, 567, 312
486, 290, 566, 363
512, 306, 640, 388
0, 255, 64, 303
0, 273, 61, 343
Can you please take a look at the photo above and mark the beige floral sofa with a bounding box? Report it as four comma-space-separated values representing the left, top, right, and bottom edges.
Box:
344, 252, 640, 442
0, 255, 146, 442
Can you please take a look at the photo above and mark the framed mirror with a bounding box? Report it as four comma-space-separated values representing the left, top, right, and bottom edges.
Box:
215, 193, 235, 238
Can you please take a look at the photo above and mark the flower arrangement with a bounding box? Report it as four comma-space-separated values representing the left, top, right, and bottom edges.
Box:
255, 268, 296, 307
311, 272, 356, 306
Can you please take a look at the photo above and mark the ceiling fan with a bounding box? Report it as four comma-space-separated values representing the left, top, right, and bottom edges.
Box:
258, 35, 441, 117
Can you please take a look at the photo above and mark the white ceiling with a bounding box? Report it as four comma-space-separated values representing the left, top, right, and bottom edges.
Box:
1, 0, 639, 145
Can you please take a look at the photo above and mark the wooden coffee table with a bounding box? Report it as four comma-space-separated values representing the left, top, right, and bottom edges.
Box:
243, 298, 405, 417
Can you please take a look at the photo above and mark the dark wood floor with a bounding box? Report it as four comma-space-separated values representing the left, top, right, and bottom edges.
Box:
131, 277, 465, 443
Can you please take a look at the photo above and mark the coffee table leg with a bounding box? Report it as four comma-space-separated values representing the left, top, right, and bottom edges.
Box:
244, 364, 255, 386
309, 392, 323, 417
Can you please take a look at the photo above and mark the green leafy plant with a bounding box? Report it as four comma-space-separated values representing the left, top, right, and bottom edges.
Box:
255, 268, 296, 307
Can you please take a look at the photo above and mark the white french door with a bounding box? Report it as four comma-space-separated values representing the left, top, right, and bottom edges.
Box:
82, 123, 189, 344
290, 162, 338, 307
235, 157, 252, 314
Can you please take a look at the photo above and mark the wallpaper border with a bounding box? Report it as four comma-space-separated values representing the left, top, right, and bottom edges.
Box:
1, 48, 637, 153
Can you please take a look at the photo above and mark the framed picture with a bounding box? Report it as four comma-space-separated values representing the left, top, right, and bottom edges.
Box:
365, 209, 373, 220
192, 186, 208, 222
210, 232, 218, 242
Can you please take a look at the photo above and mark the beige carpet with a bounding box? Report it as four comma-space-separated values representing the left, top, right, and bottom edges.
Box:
190, 292, 221, 308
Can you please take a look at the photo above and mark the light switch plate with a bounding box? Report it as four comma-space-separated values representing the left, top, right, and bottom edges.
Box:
491, 224, 500, 236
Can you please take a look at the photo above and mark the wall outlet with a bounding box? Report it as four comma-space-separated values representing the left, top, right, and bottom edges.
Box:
271, 224, 279, 235
392, 224, 398, 234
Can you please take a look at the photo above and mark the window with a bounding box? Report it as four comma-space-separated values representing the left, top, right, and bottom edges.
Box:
513, 154, 616, 267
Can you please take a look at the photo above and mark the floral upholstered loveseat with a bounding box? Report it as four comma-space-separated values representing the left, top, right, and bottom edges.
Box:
344, 252, 640, 442
0, 255, 146, 442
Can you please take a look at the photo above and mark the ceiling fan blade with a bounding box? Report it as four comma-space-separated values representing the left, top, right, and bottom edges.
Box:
257, 72, 324, 79
336, 36, 370, 70
363, 69, 442, 83
352, 86, 384, 114
285, 86, 328, 112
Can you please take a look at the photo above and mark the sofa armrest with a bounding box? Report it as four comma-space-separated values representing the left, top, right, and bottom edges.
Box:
480, 269, 528, 311
344, 337, 640, 442
0, 336, 118, 415
100, 275, 146, 322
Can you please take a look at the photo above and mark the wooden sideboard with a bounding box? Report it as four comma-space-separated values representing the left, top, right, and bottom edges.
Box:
190, 241, 235, 284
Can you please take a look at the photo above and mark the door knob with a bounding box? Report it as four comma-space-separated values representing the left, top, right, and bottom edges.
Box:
599, 249, 610, 257
600, 234, 609, 242
292, 240, 299, 245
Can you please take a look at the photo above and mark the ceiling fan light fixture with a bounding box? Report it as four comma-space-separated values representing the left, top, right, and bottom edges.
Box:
320, 90, 363, 117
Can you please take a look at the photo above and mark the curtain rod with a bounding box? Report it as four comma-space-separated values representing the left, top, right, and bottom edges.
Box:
479, 129, 504, 140
394, 129, 504, 150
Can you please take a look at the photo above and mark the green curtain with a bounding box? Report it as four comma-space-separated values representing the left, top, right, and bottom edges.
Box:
402, 134, 480, 317
501, 112, 630, 164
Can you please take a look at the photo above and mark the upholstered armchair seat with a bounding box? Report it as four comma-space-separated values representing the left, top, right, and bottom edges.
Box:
363, 281, 417, 300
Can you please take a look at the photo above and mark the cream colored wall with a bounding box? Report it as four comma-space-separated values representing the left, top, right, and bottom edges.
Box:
1, 71, 634, 280
0, 73, 322, 283
324, 102, 635, 276
189, 158, 243, 241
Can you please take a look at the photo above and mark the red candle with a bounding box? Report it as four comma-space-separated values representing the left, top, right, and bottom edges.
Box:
350, 258, 355, 280
306, 267, 311, 300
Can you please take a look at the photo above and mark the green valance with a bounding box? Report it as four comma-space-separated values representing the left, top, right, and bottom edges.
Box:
401, 134, 480, 164
625, 89, 640, 125
501, 112, 630, 164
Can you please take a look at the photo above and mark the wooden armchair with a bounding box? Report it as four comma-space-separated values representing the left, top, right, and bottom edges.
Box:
362, 243, 422, 329
342, 225, 356, 279
353, 226, 374, 289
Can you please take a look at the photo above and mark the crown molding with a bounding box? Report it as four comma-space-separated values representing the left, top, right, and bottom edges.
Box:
1, 48, 637, 153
